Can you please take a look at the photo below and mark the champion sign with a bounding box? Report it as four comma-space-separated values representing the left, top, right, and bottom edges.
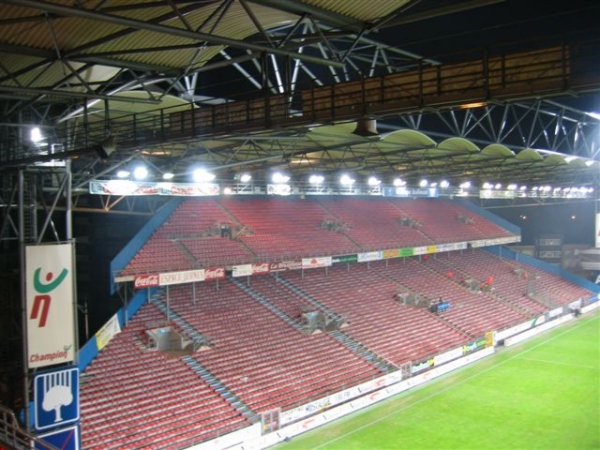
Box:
134, 274, 159, 289
26, 243, 75, 369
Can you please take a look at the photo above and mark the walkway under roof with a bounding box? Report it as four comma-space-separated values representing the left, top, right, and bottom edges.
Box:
0, 0, 599, 200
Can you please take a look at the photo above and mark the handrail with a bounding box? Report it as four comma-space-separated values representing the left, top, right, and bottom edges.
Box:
0, 404, 59, 450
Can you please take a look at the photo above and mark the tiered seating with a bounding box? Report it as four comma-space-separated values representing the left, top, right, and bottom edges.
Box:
218, 197, 358, 259
393, 198, 511, 242
121, 232, 194, 275
165, 280, 382, 413
280, 262, 472, 364
317, 197, 434, 250
370, 257, 530, 336
424, 251, 548, 316
180, 236, 252, 266
122, 198, 244, 275
80, 303, 249, 450
507, 258, 594, 306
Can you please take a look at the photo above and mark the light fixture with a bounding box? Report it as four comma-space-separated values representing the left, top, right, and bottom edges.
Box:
495, 183, 502, 190
272, 172, 290, 183
239, 173, 252, 183
459, 181, 471, 189
193, 168, 216, 182
133, 165, 149, 180
116, 169, 130, 179
367, 176, 381, 186
507, 184, 517, 190
393, 178, 406, 187
163, 172, 174, 180
309, 174, 324, 184
419, 179, 428, 188
482, 182, 493, 190
31, 127, 43, 144
440, 180, 450, 189
340, 174, 355, 185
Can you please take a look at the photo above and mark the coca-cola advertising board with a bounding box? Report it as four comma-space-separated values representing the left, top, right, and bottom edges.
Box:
204, 267, 225, 280
251, 262, 270, 275
134, 274, 159, 289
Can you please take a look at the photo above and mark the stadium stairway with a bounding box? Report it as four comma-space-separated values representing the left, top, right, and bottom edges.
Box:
272, 274, 344, 323
329, 330, 397, 374
150, 294, 212, 349
232, 278, 305, 331
245, 275, 397, 374
173, 239, 199, 265
181, 355, 258, 422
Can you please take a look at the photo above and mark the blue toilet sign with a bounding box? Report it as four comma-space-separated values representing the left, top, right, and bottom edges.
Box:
34, 367, 79, 431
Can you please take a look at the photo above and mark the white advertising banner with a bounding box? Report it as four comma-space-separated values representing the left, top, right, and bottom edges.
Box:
232, 264, 253, 278
26, 243, 76, 368
302, 256, 332, 269
159, 269, 205, 286
357, 251, 382, 262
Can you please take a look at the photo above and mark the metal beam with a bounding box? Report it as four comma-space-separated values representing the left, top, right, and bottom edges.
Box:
0, 84, 161, 104
4, 0, 346, 69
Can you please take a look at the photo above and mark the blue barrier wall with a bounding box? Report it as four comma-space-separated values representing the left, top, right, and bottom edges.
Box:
486, 245, 600, 299
453, 198, 521, 235
109, 198, 182, 294
78, 288, 153, 372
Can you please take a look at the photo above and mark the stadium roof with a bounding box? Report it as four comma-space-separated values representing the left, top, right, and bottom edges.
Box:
0, 0, 599, 201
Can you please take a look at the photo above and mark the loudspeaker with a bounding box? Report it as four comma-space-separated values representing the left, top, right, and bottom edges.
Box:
353, 119, 378, 137
95, 136, 116, 159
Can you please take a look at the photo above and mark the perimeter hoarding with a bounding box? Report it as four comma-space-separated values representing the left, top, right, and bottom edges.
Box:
26, 243, 76, 369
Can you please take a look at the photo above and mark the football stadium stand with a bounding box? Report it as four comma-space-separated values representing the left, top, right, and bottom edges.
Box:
77, 197, 598, 450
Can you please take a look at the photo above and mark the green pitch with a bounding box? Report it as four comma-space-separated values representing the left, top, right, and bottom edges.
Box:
274, 312, 599, 450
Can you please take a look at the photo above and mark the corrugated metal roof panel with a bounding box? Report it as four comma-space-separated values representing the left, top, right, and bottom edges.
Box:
300, 0, 413, 22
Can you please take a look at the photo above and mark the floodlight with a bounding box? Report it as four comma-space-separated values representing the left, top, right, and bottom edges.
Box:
272, 172, 290, 183
309, 174, 324, 184
340, 174, 355, 185
31, 127, 43, 144
193, 168, 216, 182
367, 176, 381, 186
133, 165, 148, 180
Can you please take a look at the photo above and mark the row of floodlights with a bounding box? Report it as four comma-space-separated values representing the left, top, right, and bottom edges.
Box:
481, 182, 594, 193
112, 166, 594, 194
115, 166, 446, 188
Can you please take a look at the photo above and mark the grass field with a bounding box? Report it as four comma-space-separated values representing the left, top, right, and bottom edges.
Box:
274, 311, 599, 450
